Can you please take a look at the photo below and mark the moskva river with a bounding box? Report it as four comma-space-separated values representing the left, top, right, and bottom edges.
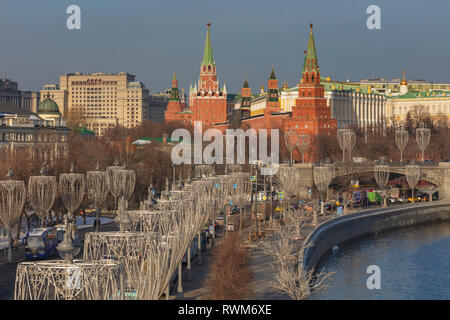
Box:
311, 222, 450, 300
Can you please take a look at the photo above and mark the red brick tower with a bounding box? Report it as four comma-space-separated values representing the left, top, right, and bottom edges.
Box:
189, 23, 227, 126
164, 72, 183, 121
284, 24, 337, 161
293, 24, 329, 119
266, 67, 281, 111
241, 78, 251, 110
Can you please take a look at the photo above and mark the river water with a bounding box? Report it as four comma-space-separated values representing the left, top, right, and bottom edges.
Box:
311, 222, 450, 300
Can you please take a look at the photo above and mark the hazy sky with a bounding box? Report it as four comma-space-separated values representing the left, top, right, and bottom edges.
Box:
1, 0, 449, 94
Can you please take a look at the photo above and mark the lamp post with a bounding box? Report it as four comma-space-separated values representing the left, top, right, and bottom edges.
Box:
337, 129, 348, 162
405, 161, 420, 204
86, 162, 109, 232
106, 159, 123, 214
395, 126, 409, 163
296, 134, 310, 163
0, 168, 26, 262
344, 130, 356, 162
313, 163, 333, 222
374, 159, 390, 207
416, 123, 431, 162
284, 130, 295, 166
57, 164, 85, 261
28, 162, 57, 228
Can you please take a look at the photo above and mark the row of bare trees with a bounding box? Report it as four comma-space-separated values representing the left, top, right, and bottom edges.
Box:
260, 209, 333, 300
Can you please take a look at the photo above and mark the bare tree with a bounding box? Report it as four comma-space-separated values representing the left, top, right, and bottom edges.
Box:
260, 209, 333, 300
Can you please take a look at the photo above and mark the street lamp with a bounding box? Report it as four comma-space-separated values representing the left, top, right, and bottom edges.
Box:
296, 134, 310, 163
284, 130, 296, 166
416, 123, 431, 162
0, 168, 26, 262
405, 161, 420, 203
374, 159, 390, 207
28, 162, 57, 227
86, 162, 109, 232
313, 163, 333, 221
395, 126, 409, 163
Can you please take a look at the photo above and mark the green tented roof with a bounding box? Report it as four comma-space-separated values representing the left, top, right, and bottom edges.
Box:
201, 26, 215, 66
303, 25, 320, 74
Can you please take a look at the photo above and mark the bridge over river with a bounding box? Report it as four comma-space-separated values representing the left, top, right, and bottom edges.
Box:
276, 162, 450, 201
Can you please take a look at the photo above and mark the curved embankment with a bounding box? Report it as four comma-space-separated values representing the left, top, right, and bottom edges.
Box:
302, 201, 450, 272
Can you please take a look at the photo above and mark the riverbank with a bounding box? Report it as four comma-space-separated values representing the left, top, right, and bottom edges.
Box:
302, 201, 450, 272
246, 201, 450, 299
312, 222, 450, 299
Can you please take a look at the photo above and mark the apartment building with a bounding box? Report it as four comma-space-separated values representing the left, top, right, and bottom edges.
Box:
40, 72, 150, 135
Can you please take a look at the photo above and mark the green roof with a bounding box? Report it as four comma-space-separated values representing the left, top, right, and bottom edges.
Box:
303, 24, 320, 74
201, 25, 215, 67
38, 94, 60, 114
243, 79, 249, 88
77, 126, 95, 135
388, 90, 450, 100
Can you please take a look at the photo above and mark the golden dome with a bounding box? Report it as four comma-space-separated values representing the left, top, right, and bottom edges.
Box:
400, 70, 407, 86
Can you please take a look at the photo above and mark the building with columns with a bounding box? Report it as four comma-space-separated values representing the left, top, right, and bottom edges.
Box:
279, 78, 386, 129
0, 97, 69, 162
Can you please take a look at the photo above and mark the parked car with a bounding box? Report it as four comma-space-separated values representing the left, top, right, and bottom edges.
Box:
408, 196, 421, 202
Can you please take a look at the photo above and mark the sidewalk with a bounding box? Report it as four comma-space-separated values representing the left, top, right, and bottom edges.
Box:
247, 214, 333, 300
179, 248, 214, 300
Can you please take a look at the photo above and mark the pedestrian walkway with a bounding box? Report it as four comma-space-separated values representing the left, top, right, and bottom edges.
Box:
247, 214, 333, 300
180, 249, 214, 300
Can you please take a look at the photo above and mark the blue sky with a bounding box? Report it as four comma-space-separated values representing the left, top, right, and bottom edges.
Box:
0, 0, 449, 93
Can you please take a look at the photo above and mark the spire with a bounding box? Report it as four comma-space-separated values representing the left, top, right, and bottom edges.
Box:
169, 72, 180, 101
243, 78, 249, 88
270, 66, 276, 80
303, 23, 320, 74
201, 23, 215, 67
267, 67, 279, 104
241, 78, 252, 108
401, 70, 407, 85
223, 82, 227, 95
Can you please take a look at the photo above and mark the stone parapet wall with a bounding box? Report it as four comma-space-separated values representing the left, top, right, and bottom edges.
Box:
302, 201, 450, 272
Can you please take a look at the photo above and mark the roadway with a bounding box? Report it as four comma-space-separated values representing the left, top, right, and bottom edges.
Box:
0, 221, 119, 300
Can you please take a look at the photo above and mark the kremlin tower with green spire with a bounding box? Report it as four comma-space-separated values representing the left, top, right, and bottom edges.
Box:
285, 23, 336, 161
241, 78, 252, 109
164, 72, 184, 121
190, 22, 227, 126
266, 67, 280, 110
166, 23, 227, 126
